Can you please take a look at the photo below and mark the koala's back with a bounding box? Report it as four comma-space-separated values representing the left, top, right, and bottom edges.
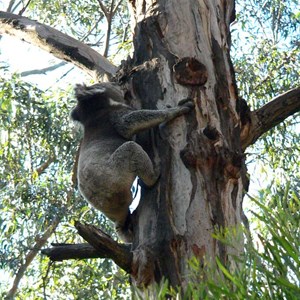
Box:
78, 134, 135, 219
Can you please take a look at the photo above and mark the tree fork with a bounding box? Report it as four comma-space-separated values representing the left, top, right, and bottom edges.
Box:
75, 222, 133, 273
42, 223, 133, 273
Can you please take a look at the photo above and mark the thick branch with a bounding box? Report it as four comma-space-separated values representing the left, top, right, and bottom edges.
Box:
0, 11, 117, 79
41, 243, 104, 261
242, 87, 300, 149
75, 222, 132, 273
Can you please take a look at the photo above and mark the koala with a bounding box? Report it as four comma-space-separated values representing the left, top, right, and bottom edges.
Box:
71, 82, 194, 242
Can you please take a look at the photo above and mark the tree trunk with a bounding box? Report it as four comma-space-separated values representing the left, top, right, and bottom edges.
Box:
123, 0, 246, 288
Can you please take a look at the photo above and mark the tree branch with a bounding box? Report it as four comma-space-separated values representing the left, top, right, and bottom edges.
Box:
6, 0, 18, 13
17, 0, 32, 16
34, 156, 56, 175
42, 224, 133, 273
98, 0, 120, 58
113, 0, 123, 15
242, 87, 300, 149
97, 0, 109, 18
41, 243, 105, 261
0, 11, 117, 79
75, 222, 133, 273
20, 62, 67, 77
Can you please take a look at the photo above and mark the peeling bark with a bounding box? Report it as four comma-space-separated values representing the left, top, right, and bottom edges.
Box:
122, 0, 244, 288
0, 11, 117, 79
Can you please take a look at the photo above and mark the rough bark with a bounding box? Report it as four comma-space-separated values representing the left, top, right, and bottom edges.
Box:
0, 11, 117, 79
122, 2, 300, 289
121, 0, 243, 288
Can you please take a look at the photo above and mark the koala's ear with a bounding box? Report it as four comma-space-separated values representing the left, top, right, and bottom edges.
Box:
75, 84, 106, 102
70, 107, 80, 121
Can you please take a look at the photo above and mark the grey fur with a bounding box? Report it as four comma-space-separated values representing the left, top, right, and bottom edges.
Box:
71, 83, 194, 242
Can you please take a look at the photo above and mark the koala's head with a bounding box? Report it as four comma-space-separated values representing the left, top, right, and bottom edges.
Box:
71, 83, 128, 123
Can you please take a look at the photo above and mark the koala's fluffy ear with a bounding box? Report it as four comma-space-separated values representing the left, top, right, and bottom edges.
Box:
75, 84, 106, 102
70, 107, 80, 121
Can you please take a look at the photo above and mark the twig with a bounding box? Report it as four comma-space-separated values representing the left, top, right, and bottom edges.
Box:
20, 62, 67, 77
18, 0, 32, 15
34, 156, 56, 175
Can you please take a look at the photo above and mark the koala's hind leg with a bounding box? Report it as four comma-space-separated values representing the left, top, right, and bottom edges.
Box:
111, 141, 160, 187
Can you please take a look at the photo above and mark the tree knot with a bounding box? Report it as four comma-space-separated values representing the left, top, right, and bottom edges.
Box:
173, 57, 208, 86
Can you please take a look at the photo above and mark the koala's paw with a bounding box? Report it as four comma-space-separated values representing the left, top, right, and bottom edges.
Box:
178, 98, 195, 110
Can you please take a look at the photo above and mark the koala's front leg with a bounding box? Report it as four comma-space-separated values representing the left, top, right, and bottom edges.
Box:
115, 99, 194, 139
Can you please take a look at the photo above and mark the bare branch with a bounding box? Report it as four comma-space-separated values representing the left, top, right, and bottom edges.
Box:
242, 87, 300, 149
18, 0, 32, 16
6, 148, 80, 299
81, 16, 104, 41
34, 156, 56, 175
6, 0, 17, 12
113, 0, 123, 15
100, 0, 116, 57
75, 222, 133, 273
20, 61, 67, 77
41, 243, 106, 261
103, 14, 113, 57
6, 217, 60, 300
0, 11, 117, 79
97, 0, 109, 18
